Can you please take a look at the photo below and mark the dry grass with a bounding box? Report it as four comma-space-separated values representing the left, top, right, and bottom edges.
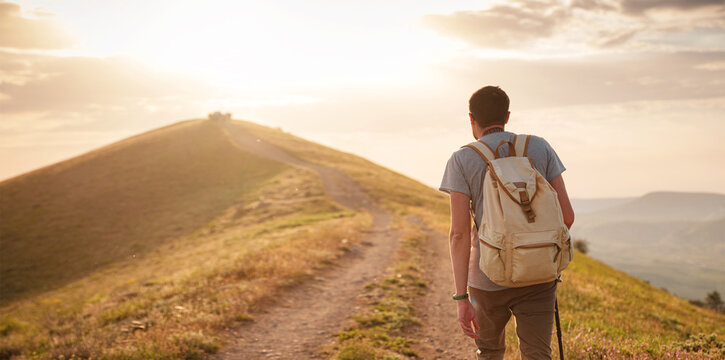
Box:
0, 124, 372, 359
0, 119, 286, 306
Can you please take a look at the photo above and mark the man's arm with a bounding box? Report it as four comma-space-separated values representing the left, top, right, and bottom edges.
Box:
449, 191, 472, 295
550, 174, 574, 229
449, 191, 480, 339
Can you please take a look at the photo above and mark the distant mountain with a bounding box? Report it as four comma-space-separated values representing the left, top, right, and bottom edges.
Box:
572, 192, 725, 299
570, 197, 634, 214
578, 192, 725, 225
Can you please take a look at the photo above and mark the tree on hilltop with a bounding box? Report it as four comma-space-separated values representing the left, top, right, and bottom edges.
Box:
208, 111, 231, 122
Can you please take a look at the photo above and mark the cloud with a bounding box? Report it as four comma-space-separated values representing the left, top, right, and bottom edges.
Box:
219, 50, 725, 145
423, 0, 725, 50
0, 51, 203, 114
593, 28, 640, 47
620, 0, 725, 15
0, 1, 72, 49
695, 61, 725, 70
421, 0, 571, 48
438, 51, 725, 109
570, 0, 619, 11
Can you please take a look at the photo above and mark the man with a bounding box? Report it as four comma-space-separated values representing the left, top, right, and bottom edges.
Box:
438, 86, 575, 359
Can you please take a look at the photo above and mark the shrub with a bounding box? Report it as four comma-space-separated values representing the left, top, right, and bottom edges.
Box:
675, 333, 725, 358
705, 291, 724, 312
573, 238, 589, 254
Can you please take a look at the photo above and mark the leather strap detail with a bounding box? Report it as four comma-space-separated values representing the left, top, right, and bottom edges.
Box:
495, 140, 516, 158
480, 140, 497, 158
519, 190, 536, 223
462, 142, 496, 163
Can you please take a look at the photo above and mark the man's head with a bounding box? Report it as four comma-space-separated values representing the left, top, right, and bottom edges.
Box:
468, 86, 510, 137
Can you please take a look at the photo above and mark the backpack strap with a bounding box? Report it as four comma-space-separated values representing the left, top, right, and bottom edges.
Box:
495, 140, 516, 158
513, 134, 531, 157
461, 140, 497, 164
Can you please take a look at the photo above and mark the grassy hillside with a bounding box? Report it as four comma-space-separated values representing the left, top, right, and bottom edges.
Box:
234, 120, 447, 215
222, 121, 725, 359
0, 119, 368, 359
556, 251, 725, 358
1, 119, 723, 359
0, 119, 287, 306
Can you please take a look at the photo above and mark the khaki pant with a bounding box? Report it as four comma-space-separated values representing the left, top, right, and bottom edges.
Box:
469, 281, 557, 360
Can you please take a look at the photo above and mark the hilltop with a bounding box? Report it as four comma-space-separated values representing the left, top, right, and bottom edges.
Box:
0, 118, 723, 360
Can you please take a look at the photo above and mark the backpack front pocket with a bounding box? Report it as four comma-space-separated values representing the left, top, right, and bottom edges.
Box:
511, 230, 559, 284
479, 231, 506, 283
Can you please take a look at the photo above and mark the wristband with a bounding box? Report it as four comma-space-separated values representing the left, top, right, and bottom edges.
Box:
452, 293, 469, 300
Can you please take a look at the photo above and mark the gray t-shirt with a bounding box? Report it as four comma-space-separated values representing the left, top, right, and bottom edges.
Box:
438, 131, 566, 291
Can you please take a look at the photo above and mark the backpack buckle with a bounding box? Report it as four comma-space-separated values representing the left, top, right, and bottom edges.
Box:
519, 191, 536, 223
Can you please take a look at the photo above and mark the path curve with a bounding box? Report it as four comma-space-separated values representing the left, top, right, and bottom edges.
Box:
209, 120, 398, 359
218, 120, 373, 212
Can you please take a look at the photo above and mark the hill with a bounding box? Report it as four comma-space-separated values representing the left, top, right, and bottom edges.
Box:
1, 118, 723, 360
0, 119, 287, 306
573, 192, 725, 299
577, 192, 725, 225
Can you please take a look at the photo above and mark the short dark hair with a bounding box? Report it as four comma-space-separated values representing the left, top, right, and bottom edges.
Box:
469, 86, 510, 127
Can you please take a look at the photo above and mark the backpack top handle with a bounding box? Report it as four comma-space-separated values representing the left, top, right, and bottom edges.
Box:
494, 140, 516, 158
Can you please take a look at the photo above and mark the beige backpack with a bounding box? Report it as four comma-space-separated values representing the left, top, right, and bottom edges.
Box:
464, 134, 572, 287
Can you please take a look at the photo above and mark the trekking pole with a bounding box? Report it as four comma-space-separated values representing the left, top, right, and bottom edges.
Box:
555, 297, 564, 360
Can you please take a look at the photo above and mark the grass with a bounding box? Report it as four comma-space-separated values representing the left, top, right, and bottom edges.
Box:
328, 216, 428, 360
0, 138, 372, 359
550, 250, 725, 359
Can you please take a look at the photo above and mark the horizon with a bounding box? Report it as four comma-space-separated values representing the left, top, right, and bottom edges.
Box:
3, 115, 725, 201
2, 0, 725, 198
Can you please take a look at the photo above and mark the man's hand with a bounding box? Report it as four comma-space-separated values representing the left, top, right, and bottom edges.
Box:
457, 299, 480, 339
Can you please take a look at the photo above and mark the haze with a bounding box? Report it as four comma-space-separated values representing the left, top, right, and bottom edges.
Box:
2, 0, 724, 198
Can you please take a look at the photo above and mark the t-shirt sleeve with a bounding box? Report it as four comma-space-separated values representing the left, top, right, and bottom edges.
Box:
438, 151, 471, 197
543, 139, 566, 182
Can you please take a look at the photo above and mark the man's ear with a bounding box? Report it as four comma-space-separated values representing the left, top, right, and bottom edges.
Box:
469, 113, 476, 125
505, 111, 510, 124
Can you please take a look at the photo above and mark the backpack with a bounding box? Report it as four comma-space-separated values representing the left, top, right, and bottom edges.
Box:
463, 134, 572, 287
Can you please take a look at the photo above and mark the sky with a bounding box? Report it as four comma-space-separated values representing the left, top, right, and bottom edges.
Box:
1, 0, 724, 198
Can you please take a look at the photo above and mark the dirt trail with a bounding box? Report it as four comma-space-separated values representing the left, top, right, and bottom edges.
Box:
212, 120, 481, 359
411, 219, 478, 359
218, 120, 372, 212
210, 121, 398, 359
